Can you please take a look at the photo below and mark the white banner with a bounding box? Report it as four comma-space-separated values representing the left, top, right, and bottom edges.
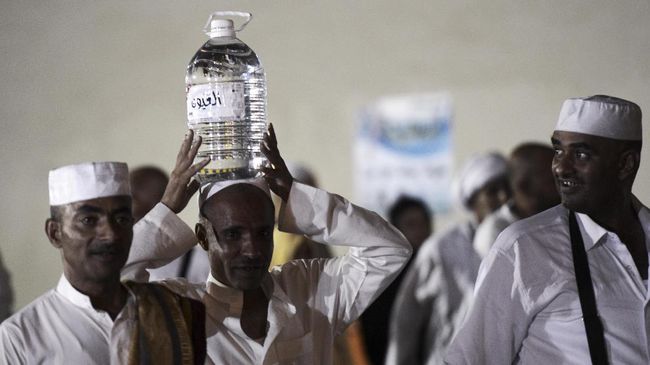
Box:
354, 93, 454, 216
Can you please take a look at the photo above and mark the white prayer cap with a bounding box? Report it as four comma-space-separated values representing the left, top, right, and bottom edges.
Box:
555, 95, 642, 141
49, 162, 130, 206
199, 178, 271, 209
454, 152, 508, 209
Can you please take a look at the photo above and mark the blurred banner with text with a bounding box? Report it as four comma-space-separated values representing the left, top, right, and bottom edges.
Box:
354, 93, 454, 216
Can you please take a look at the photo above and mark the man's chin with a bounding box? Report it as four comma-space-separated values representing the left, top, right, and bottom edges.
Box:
86, 270, 122, 284
561, 198, 589, 214
86, 259, 126, 281
230, 274, 265, 291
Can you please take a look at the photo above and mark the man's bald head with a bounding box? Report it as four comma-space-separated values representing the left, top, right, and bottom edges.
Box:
508, 143, 560, 218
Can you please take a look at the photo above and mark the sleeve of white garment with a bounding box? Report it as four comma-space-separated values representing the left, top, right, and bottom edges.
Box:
472, 216, 502, 259
385, 239, 438, 365
444, 239, 532, 364
0, 319, 25, 364
121, 203, 197, 282
276, 182, 412, 334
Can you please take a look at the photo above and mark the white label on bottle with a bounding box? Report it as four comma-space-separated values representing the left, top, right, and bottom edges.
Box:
186, 82, 245, 124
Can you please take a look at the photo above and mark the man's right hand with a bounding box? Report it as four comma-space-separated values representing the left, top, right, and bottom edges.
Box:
161, 130, 210, 214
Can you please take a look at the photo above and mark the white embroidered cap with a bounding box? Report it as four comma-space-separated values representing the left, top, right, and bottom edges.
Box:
555, 95, 642, 141
199, 177, 271, 208
454, 152, 508, 209
48, 162, 130, 206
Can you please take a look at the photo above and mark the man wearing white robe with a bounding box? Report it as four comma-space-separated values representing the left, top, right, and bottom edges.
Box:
446, 95, 650, 364
0, 132, 208, 364
123, 124, 412, 364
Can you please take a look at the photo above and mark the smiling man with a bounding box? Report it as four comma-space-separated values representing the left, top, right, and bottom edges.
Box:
0, 156, 207, 364
446, 95, 648, 364
125, 124, 412, 364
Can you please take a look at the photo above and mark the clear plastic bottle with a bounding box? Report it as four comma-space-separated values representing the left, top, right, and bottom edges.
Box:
186, 11, 267, 183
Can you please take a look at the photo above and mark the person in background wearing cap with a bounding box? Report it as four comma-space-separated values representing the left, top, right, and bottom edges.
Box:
385, 153, 510, 365
0, 132, 209, 364
473, 142, 560, 259
123, 124, 412, 364
446, 95, 648, 364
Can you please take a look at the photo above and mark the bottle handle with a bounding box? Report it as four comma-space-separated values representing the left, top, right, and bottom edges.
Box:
203, 11, 253, 33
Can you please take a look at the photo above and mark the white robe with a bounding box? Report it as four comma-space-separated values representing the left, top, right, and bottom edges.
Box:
386, 220, 480, 365
124, 181, 412, 364
447, 203, 650, 364
0, 205, 195, 364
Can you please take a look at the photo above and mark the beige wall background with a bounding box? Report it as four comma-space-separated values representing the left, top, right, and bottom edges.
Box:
1, 1, 649, 309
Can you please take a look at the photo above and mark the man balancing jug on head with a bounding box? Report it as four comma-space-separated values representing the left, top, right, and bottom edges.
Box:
123, 124, 413, 364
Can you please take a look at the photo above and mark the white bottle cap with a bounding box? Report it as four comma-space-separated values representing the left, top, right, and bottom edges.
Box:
207, 19, 235, 38
203, 12, 252, 38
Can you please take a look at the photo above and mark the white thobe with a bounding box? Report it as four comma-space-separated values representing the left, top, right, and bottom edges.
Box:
473, 202, 519, 259
0, 205, 195, 364
0, 276, 137, 364
124, 182, 412, 364
386, 220, 480, 365
446, 203, 650, 364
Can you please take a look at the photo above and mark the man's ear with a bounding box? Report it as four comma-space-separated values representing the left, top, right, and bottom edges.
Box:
619, 149, 640, 181
195, 223, 209, 251
45, 218, 63, 248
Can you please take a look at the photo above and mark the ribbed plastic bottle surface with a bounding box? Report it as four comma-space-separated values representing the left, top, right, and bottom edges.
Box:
186, 29, 267, 183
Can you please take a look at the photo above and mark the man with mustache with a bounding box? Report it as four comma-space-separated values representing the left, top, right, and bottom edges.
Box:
125, 124, 413, 364
0, 133, 208, 363
446, 95, 648, 364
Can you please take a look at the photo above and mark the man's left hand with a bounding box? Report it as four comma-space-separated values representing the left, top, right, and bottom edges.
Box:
261, 123, 293, 201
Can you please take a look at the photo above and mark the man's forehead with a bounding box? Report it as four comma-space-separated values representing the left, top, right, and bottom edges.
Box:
204, 184, 273, 208
552, 130, 604, 145
204, 194, 274, 225
60, 195, 132, 212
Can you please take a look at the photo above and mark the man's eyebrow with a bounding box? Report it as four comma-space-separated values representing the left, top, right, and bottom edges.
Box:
75, 205, 103, 214
550, 138, 594, 150
112, 206, 132, 215
74, 205, 131, 215
221, 225, 244, 231
567, 142, 594, 150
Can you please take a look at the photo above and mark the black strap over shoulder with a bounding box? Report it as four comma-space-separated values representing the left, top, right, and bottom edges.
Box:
569, 211, 609, 365
178, 249, 195, 278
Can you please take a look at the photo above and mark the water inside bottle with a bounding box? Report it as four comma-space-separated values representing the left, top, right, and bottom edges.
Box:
186, 36, 267, 183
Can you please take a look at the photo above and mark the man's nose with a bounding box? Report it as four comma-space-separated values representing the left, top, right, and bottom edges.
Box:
240, 236, 263, 258
553, 154, 574, 176
97, 218, 118, 241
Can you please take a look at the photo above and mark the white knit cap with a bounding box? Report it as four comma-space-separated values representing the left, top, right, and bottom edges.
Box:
199, 177, 271, 208
49, 162, 130, 206
555, 95, 642, 141
454, 152, 508, 208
